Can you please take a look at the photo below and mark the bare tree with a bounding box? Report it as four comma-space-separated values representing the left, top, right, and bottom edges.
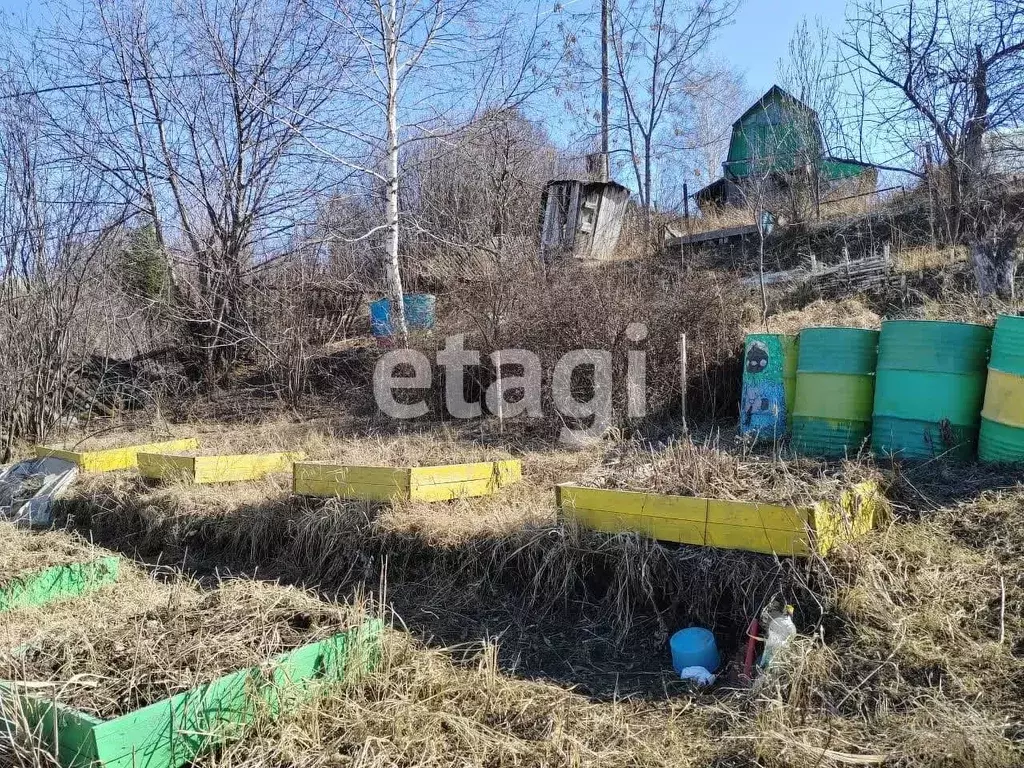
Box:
684, 66, 749, 187
845, 0, 1024, 297
0, 83, 127, 456
607, 0, 739, 220
403, 109, 562, 345
305, 0, 553, 343
778, 17, 852, 158
40, 0, 336, 377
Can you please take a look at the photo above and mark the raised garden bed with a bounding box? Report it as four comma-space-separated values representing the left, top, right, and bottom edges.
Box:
293, 460, 522, 502
137, 451, 305, 484
0, 530, 121, 611
35, 438, 199, 473
1, 582, 382, 768
556, 481, 884, 556
0, 557, 120, 613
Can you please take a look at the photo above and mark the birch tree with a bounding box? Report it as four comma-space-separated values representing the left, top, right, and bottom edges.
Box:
308, 0, 553, 343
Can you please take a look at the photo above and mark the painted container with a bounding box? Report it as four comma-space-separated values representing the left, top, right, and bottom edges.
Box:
5, 619, 383, 768
35, 438, 199, 473
294, 460, 522, 502
979, 315, 1024, 462
404, 293, 436, 330
369, 298, 393, 339
369, 293, 436, 344
872, 320, 991, 460
739, 333, 798, 439
791, 327, 878, 458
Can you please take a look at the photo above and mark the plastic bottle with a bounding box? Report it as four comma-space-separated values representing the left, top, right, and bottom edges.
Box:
760, 605, 796, 668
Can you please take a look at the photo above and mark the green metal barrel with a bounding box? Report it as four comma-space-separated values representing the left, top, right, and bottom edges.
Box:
791, 327, 878, 458
979, 315, 1024, 462
872, 320, 992, 460
739, 333, 799, 439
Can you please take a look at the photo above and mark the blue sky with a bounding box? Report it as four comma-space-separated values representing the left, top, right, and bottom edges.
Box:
713, 0, 849, 96
0, 0, 852, 111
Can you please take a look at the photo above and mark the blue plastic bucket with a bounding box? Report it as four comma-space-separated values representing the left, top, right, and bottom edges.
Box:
669, 627, 720, 674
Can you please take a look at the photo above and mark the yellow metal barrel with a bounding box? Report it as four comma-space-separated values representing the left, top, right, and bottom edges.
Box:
979, 315, 1024, 462
791, 327, 879, 458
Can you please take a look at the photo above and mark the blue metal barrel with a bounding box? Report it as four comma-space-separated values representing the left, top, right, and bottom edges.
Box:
369, 298, 393, 339
370, 293, 437, 342
404, 293, 436, 331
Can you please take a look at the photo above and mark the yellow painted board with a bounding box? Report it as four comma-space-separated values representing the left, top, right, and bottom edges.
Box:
811, 481, 884, 556
193, 453, 305, 484
704, 523, 813, 556
557, 481, 884, 558
567, 506, 706, 546
410, 460, 521, 487
706, 499, 810, 532
556, 485, 708, 522
556, 484, 708, 547
137, 453, 195, 482
410, 462, 499, 485
293, 463, 410, 488
409, 477, 504, 502
138, 452, 305, 484
35, 438, 199, 473
292, 478, 409, 502
294, 461, 520, 502
492, 460, 522, 486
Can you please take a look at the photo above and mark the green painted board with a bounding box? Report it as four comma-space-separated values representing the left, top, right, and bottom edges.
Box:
0, 557, 120, 613
5, 619, 382, 768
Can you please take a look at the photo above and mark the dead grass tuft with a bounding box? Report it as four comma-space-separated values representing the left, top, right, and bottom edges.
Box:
759, 298, 881, 335
582, 438, 885, 509
215, 631, 718, 768
0, 528, 104, 583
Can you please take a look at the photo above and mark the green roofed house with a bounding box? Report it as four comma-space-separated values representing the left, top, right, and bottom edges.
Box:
695, 85, 876, 219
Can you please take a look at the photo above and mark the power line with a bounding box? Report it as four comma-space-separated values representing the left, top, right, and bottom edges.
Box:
0, 72, 225, 101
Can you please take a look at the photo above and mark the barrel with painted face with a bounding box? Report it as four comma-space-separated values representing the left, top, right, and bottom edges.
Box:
739, 333, 799, 439
872, 320, 992, 460
791, 327, 879, 458
979, 315, 1024, 462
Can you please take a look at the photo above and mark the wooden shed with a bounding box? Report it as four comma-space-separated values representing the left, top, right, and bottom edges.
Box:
695, 85, 876, 213
539, 179, 630, 262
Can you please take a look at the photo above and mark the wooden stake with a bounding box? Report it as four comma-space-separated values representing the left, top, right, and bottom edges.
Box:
680, 332, 688, 433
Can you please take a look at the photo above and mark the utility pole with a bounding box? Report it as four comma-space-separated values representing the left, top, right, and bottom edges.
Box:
600, 0, 610, 182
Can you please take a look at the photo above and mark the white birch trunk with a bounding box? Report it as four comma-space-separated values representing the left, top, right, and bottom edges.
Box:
384, 0, 408, 342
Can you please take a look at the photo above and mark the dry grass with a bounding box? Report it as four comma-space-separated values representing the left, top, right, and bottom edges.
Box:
213, 631, 719, 768
0, 577, 362, 718
759, 298, 881, 335
0, 528, 102, 583
12, 427, 1024, 766
894, 244, 969, 273
0, 566, 172, 654
60, 420, 600, 544
582, 438, 885, 509
28, 418, 519, 467
742, 513, 1024, 768
920, 294, 1021, 324
677, 206, 756, 237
